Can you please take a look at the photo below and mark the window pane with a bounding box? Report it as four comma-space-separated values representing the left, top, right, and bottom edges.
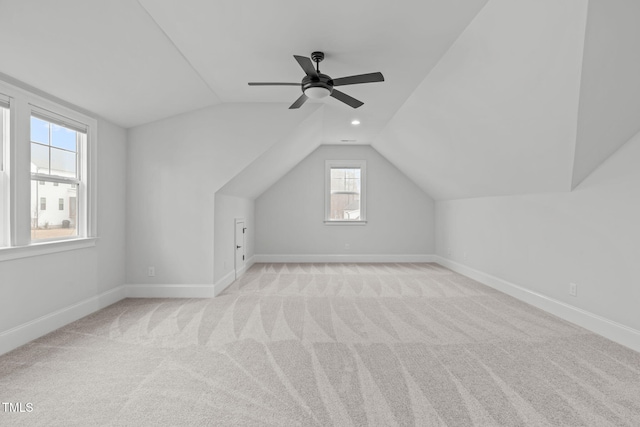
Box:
51, 124, 77, 151
31, 116, 79, 178
31, 143, 49, 174
31, 116, 49, 145
1, 105, 7, 171
330, 167, 361, 220
50, 147, 76, 177
0, 106, 6, 247
31, 180, 78, 240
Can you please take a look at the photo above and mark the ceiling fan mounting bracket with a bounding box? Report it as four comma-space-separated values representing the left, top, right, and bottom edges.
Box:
310, 51, 325, 64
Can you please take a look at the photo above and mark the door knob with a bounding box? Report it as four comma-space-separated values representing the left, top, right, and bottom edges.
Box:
236, 245, 242, 249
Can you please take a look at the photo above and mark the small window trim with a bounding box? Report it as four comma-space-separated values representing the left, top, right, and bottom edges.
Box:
324, 159, 367, 225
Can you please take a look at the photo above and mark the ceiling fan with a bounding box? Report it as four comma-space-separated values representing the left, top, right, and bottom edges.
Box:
248, 51, 384, 109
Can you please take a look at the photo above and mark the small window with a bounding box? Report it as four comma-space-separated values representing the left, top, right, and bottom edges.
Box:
325, 160, 366, 223
40, 197, 46, 210
59, 198, 64, 210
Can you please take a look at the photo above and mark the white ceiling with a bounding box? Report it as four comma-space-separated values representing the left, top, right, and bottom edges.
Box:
136, 0, 488, 144
0, 0, 487, 137
1, 0, 638, 200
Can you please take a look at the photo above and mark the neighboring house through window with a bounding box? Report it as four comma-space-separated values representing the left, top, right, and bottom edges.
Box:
30, 113, 84, 240
325, 160, 367, 224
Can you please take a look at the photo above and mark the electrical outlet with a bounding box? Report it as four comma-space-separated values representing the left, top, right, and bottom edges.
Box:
569, 282, 577, 297
148, 266, 155, 277
344, 243, 350, 250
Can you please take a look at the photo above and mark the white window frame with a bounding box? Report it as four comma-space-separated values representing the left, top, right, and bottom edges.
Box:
29, 107, 88, 243
0, 78, 97, 261
324, 159, 367, 225
0, 93, 11, 247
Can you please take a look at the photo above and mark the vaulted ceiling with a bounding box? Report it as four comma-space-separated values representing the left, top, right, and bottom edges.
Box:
1, 0, 638, 200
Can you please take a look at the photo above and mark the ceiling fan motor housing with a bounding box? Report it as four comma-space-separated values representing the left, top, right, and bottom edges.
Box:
302, 74, 334, 96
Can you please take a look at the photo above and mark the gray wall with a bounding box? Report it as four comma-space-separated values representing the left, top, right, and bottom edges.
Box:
214, 193, 254, 282
125, 103, 313, 285
0, 118, 127, 333
255, 145, 435, 256
436, 129, 640, 332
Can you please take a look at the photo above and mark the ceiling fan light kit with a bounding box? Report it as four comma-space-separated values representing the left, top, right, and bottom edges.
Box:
248, 51, 384, 109
304, 86, 330, 99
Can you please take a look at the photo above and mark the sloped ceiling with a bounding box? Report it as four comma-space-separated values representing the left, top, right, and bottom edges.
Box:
0, 0, 219, 128
1, 0, 638, 201
572, 0, 640, 188
136, 0, 488, 145
218, 107, 324, 199
373, 0, 588, 200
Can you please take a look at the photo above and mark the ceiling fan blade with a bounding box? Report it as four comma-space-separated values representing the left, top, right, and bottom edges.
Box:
332, 72, 384, 87
248, 82, 300, 86
289, 93, 309, 109
330, 90, 364, 108
294, 55, 318, 78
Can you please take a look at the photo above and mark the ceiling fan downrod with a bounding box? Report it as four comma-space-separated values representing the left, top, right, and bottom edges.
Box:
311, 51, 324, 74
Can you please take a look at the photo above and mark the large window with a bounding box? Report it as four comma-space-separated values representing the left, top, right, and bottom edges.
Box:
0, 77, 96, 256
325, 160, 367, 224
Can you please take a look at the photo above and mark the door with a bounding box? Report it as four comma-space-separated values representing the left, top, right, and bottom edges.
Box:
235, 219, 246, 278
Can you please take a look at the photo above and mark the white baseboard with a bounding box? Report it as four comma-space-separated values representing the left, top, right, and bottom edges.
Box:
125, 284, 215, 298
434, 256, 640, 353
236, 255, 255, 277
253, 254, 436, 263
214, 271, 236, 297
214, 256, 255, 296
0, 286, 126, 356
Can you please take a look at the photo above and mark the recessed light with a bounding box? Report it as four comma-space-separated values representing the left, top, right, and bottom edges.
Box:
351, 119, 360, 126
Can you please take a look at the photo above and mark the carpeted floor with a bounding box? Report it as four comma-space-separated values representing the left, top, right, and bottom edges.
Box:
1, 263, 640, 426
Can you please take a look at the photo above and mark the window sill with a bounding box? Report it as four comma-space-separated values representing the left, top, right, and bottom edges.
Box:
324, 220, 368, 226
0, 237, 97, 262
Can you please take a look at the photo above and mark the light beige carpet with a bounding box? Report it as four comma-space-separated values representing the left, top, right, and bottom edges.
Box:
1, 263, 640, 426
